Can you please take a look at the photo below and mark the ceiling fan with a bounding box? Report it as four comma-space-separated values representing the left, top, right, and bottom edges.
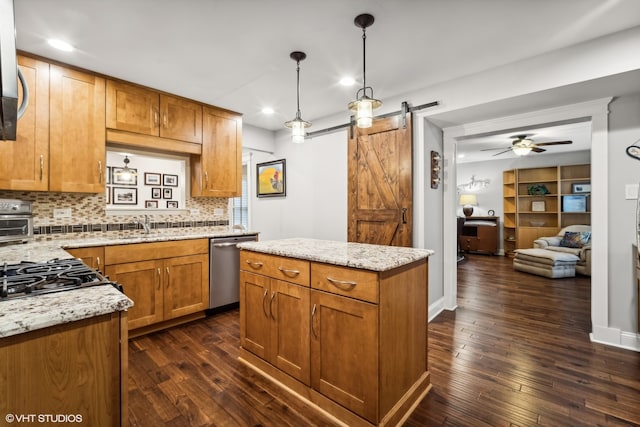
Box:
481, 134, 573, 156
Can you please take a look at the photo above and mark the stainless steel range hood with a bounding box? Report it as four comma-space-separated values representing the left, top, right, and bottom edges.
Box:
0, 0, 27, 141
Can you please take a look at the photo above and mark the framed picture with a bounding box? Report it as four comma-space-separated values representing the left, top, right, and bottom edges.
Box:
257, 159, 286, 198
163, 174, 178, 187
145, 200, 158, 209
572, 182, 591, 194
163, 188, 173, 199
166, 201, 178, 209
112, 187, 137, 205
106, 167, 111, 185
105, 186, 110, 204
151, 187, 161, 199
144, 172, 161, 186
531, 201, 546, 212
112, 168, 138, 186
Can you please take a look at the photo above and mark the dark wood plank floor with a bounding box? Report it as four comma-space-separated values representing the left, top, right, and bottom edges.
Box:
128, 254, 640, 426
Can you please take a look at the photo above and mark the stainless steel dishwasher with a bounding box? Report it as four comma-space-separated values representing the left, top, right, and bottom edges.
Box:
209, 234, 258, 310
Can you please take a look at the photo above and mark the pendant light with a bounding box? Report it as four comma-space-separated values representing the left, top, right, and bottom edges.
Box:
348, 13, 382, 128
284, 51, 311, 144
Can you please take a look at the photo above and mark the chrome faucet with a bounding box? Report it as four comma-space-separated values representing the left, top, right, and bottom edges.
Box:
133, 215, 151, 234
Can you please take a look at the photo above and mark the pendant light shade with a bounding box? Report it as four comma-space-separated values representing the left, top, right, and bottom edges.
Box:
284, 51, 311, 143
348, 13, 382, 128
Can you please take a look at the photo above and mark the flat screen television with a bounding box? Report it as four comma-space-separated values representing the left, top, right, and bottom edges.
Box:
562, 195, 587, 213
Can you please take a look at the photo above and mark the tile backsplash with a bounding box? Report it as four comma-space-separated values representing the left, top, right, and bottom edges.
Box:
0, 190, 230, 241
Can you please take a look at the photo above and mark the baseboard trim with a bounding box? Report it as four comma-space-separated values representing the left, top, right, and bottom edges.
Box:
590, 325, 640, 352
428, 296, 445, 322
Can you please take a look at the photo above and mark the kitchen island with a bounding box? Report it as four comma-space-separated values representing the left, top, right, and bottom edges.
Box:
237, 238, 433, 427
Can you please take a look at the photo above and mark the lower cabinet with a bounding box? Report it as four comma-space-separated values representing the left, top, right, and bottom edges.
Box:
66, 246, 104, 271
104, 239, 209, 333
239, 250, 429, 426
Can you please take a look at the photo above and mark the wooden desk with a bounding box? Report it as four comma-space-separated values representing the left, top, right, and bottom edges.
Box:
460, 216, 499, 255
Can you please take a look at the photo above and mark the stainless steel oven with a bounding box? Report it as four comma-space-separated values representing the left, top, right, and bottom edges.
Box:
0, 199, 33, 243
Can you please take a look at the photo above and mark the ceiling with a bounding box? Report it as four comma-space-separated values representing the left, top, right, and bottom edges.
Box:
13, 0, 640, 138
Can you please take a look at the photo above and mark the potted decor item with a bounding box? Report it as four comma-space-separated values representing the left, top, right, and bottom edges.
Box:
528, 184, 550, 195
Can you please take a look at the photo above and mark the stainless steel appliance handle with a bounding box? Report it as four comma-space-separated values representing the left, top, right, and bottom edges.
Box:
213, 242, 238, 248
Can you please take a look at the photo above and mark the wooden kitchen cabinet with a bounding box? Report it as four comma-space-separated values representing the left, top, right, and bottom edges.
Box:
0, 312, 128, 427
49, 64, 106, 193
106, 80, 202, 144
191, 106, 242, 197
240, 253, 311, 385
66, 246, 105, 272
239, 248, 430, 427
104, 239, 209, 335
0, 55, 49, 191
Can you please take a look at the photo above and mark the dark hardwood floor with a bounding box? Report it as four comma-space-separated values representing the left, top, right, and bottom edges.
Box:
128, 254, 640, 426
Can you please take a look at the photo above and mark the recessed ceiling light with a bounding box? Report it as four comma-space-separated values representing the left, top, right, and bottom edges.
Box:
261, 107, 274, 115
339, 77, 355, 86
458, 153, 465, 158
47, 39, 74, 52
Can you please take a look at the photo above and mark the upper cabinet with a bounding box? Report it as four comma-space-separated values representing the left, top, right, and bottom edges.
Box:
0, 56, 49, 191
49, 65, 106, 193
191, 107, 242, 197
106, 80, 202, 145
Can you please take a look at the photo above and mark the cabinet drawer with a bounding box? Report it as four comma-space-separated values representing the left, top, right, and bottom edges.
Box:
311, 263, 378, 304
105, 238, 208, 265
240, 251, 310, 286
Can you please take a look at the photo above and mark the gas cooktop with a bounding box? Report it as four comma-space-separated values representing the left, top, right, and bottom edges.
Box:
1, 258, 118, 300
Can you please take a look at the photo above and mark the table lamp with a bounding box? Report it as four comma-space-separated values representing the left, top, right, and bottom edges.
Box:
459, 194, 478, 217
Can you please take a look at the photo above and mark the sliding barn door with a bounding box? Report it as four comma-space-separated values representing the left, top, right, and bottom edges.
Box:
347, 113, 413, 247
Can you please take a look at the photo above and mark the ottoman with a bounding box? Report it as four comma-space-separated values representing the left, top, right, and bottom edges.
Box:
513, 248, 580, 278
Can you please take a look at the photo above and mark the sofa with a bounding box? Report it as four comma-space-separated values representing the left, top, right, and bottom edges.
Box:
533, 225, 591, 276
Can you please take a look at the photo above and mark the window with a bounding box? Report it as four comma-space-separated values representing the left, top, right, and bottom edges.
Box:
230, 159, 250, 229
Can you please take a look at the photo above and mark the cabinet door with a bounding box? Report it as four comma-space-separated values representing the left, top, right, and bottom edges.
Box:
517, 226, 559, 249
163, 254, 209, 320
271, 280, 310, 385
106, 260, 163, 330
106, 80, 159, 136
160, 94, 202, 143
476, 226, 498, 254
192, 107, 242, 197
49, 65, 106, 193
66, 246, 104, 272
311, 290, 378, 423
0, 56, 49, 191
240, 271, 271, 360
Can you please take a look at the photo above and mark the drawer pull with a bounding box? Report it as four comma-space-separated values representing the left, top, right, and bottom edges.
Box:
278, 266, 300, 277
269, 292, 276, 320
262, 289, 269, 317
311, 304, 318, 338
327, 277, 357, 290
246, 260, 264, 269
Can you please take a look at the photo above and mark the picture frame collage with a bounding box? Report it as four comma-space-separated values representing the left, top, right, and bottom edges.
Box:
106, 167, 180, 209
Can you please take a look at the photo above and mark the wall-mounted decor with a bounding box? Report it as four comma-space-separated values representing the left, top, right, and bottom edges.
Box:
572, 182, 591, 193
112, 187, 137, 205
106, 187, 110, 204
151, 187, 161, 199
106, 167, 111, 185
626, 138, 640, 161
144, 172, 161, 185
430, 150, 441, 189
145, 200, 158, 209
163, 188, 173, 199
112, 167, 137, 186
531, 201, 546, 212
167, 201, 178, 209
457, 175, 491, 192
257, 159, 286, 198
163, 174, 178, 187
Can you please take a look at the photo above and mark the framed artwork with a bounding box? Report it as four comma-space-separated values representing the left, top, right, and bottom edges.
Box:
531, 201, 546, 212
112, 187, 137, 205
144, 172, 161, 185
163, 174, 178, 187
145, 200, 158, 209
112, 167, 138, 186
167, 201, 178, 209
106, 167, 111, 185
105, 186, 110, 204
151, 187, 161, 199
257, 159, 286, 198
163, 188, 173, 199
572, 182, 591, 194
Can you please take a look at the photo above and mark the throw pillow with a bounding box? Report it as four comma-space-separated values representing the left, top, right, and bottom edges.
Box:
560, 231, 591, 248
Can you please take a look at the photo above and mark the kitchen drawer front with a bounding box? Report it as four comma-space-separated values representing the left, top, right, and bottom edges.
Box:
311, 263, 378, 304
105, 238, 208, 265
240, 251, 310, 286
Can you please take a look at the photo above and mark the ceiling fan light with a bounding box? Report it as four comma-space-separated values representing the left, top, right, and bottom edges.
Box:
513, 145, 532, 156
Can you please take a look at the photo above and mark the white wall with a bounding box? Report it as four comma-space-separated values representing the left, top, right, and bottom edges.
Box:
457, 150, 591, 254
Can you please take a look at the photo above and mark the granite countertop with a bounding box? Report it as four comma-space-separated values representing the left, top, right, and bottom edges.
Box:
237, 238, 433, 271
0, 229, 258, 338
